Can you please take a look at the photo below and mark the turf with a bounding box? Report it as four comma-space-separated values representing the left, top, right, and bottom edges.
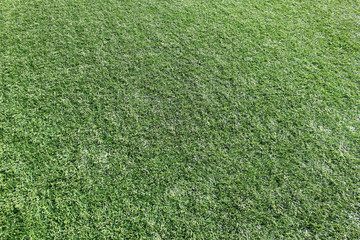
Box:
0, 0, 359, 239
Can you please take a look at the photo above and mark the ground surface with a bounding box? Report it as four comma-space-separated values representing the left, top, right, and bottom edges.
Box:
1, 0, 359, 239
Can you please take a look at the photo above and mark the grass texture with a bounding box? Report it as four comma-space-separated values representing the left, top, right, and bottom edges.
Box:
1, 0, 359, 239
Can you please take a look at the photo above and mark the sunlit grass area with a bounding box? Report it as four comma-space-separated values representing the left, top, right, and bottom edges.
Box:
1, 0, 359, 238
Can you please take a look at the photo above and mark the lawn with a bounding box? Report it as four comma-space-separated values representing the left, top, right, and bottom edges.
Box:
1, 0, 359, 239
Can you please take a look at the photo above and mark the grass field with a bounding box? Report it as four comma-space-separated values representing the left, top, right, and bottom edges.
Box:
1, 0, 359, 239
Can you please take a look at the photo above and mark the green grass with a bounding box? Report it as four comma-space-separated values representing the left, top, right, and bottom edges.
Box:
1, 0, 359, 239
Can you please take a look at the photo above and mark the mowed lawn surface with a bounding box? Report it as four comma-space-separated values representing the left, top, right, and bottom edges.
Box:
1, 0, 359, 239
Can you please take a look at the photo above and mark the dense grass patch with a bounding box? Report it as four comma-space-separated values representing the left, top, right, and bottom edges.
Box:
1, 0, 359, 238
